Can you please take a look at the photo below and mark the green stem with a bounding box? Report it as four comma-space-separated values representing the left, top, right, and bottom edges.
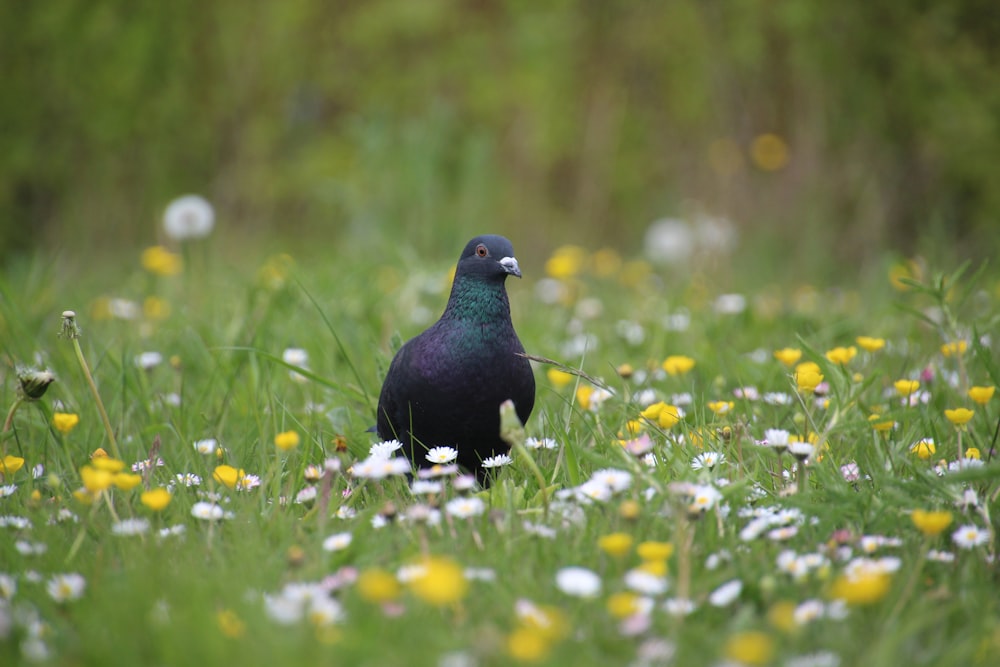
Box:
3, 397, 24, 435
71, 338, 120, 459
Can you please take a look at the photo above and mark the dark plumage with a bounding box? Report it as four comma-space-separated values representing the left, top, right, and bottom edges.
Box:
376, 235, 535, 480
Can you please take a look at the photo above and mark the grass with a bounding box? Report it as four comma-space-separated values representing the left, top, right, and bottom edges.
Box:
1, 239, 999, 667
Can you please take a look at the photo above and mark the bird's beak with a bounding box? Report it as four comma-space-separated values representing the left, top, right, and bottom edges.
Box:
499, 256, 522, 278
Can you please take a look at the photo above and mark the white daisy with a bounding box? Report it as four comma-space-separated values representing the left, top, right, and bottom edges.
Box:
322, 532, 353, 552
452, 475, 478, 491
135, 351, 163, 370
526, 437, 558, 450
426, 446, 459, 464
662, 597, 696, 616
0, 573, 17, 599
691, 451, 726, 470
793, 599, 826, 625
445, 496, 486, 519
307, 596, 345, 626
335, 506, 356, 520
193, 439, 217, 455
191, 502, 224, 521
589, 468, 632, 492
46, 573, 86, 603
708, 579, 743, 607
0, 484, 17, 498
369, 440, 403, 459
952, 524, 990, 549
294, 486, 318, 504
158, 525, 186, 539
111, 519, 150, 536
481, 453, 513, 468
163, 194, 215, 240
555, 567, 601, 597
175, 472, 202, 487
788, 440, 815, 461
764, 428, 790, 450
624, 569, 669, 596
410, 480, 443, 495
282, 347, 310, 383
463, 568, 496, 582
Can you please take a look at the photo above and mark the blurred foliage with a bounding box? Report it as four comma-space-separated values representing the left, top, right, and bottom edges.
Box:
2, 0, 999, 271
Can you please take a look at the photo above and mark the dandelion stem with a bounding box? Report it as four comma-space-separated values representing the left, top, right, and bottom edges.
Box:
3, 396, 24, 435
62, 311, 120, 459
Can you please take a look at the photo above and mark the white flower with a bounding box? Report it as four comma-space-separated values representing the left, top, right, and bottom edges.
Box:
522, 521, 558, 539
191, 502, 225, 521
111, 519, 150, 536
788, 440, 815, 461
0, 484, 17, 498
445, 496, 486, 519
463, 568, 496, 582
352, 456, 410, 479
135, 351, 163, 370
176, 472, 202, 487
410, 480, 443, 495
0, 573, 17, 599
708, 579, 743, 607
555, 567, 601, 597
370, 440, 403, 459
282, 347, 310, 383
452, 475, 477, 491
158, 525, 186, 539
768, 526, 799, 541
784, 651, 842, 667
645, 218, 694, 264
952, 524, 990, 549
163, 194, 214, 240
264, 594, 303, 624
690, 484, 723, 512
764, 428, 790, 448
927, 549, 955, 563
793, 599, 826, 625
662, 597, 696, 616
15, 541, 46, 556
526, 437, 558, 450
194, 439, 218, 455
294, 486, 318, 504
426, 446, 458, 464
322, 532, 352, 552
307, 596, 345, 626
624, 569, 669, 596
589, 468, 632, 492
335, 506, 356, 520
763, 392, 793, 405
46, 573, 86, 602
691, 451, 726, 471
481, 454, 513, 468
574, 479, 613, 502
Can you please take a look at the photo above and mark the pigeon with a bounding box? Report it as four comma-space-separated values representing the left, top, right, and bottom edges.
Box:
376, 235, 536, 481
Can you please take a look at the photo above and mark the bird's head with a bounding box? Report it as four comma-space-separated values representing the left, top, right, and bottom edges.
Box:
456, 235, 522, 282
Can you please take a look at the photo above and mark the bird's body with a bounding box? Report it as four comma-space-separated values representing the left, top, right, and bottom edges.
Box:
376, 235, 535, 479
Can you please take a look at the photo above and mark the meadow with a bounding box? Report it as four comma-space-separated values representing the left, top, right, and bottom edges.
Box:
1, 225, 998, 667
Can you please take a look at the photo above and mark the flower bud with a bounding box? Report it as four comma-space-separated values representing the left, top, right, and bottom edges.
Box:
17, 369, 55, 400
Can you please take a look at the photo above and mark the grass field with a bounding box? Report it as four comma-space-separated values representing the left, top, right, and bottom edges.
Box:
1, 237, 998, 667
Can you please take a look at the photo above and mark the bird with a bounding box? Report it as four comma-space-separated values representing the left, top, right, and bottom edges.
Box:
376, 235, 536, 481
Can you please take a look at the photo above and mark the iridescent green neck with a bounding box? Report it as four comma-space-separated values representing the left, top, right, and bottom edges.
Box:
441, 275, 511, 323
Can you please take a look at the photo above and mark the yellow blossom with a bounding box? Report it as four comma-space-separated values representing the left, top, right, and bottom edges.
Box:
141, 245, 183, 276
724, 631, 776, 666
91, 457, 126, 473
636, 541, 674, 562
143, 296, 171, 321
1, 455, 26, 475
217, 609, 245, 638
637, 560, 668, 577
894, 379, 920, 397
828, 572, 892, 605
940, 340, 967, 357
616, 363, 634, 378
598, 533, 634, 558
662, 355, 696, 376
606, 592, 642, 619
619, 500, 641, 521
113, 473, 143, 491
965, 447, 981, 460
407, 556, 468, 606
889, 258, 923, 291
910, 439, 936, 460
795, 365, 824, 392
868, 414, 895, 432
52, 412, 80, 435
825, 346, 857, 366
968, 386, 996, 405
547, 369, 574, 389
750, 133, 789, 171
592, 248, 622, 277
91, 448, 109, 459
774, 348, 802, 366
767, 601, 798, 633
707, 400, 734, 415
141, 488, 172, 511
944, 408, 975, 428
274, 430, 301, 452
213, 465, 245, 489
507, 626, 551, 662
576, 386, 593, 410
856, 336, 886, 352
911, 510, 953, 537
640, 402, 680, 429
356, 568, 402, 603
80, 465, 114, 493
544, 245, 588, 280
73, 488, 96, 505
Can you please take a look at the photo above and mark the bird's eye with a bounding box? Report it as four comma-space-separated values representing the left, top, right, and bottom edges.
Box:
475, 244, 488, 257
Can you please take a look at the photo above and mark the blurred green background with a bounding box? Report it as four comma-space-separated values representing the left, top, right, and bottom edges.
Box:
2, 0, 998, 278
